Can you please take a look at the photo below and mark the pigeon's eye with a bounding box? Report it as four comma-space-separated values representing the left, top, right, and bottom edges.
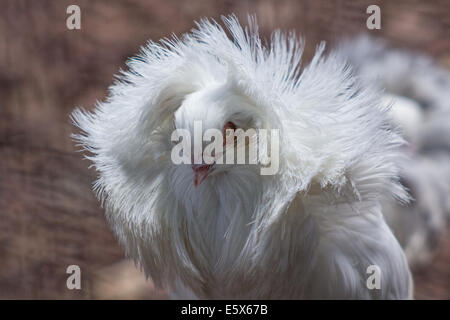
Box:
223, 121, 237, 144
223, 121, 236, 134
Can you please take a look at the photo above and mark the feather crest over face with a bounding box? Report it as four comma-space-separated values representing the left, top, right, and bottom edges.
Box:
72, 15, 408, 298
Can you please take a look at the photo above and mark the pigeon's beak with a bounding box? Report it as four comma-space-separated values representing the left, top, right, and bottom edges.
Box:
192, 164, 212, 187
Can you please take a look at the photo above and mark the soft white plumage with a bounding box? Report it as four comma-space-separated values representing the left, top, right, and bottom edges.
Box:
338, 36, 450, 267
72, 16, 412, 299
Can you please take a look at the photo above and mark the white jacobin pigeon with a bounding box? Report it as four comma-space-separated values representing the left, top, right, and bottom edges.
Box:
72, 16, 412, 299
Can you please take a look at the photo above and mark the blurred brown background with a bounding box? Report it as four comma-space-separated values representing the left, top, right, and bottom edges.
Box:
0, 0, 449, 299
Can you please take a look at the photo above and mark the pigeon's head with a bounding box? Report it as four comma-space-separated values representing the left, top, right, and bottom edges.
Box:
172, 81, 266, 187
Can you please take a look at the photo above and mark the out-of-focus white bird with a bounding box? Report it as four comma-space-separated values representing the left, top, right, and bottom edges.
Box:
72, 16, 412, 299
338, 36, 450, 267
